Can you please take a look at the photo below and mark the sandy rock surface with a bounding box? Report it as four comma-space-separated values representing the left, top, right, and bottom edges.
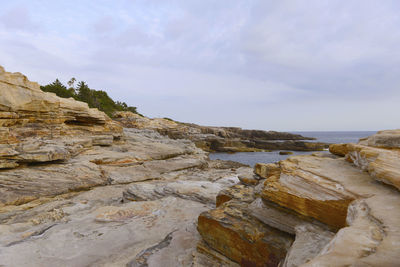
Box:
0, 66, 249, 266
197, 130, 400, 266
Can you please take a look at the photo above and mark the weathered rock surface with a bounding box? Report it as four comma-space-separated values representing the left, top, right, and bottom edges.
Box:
197, 200, 294, 267
2, 66, 400, 266
0, 126, 248, 266
196, 130, 400, 266
0, 65, 122, 169
260, 156, 358, 229
216, 184, 254, 207
329, 143, 348, 157
114, 111, 328, 152
347, 142, 400, 191
0, 66, 251, 266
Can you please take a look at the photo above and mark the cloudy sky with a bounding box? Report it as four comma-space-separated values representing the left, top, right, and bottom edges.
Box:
1, 0, 399, 131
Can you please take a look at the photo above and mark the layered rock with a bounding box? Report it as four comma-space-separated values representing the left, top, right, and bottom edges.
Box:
113, 111, 328, 152
0, 65, 122, 169
197, 130, 400, 266
0, 66, 253, 266
198, 201, 294, 267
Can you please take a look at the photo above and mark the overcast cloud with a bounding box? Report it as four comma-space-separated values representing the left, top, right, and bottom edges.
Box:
1, 0, 399, 130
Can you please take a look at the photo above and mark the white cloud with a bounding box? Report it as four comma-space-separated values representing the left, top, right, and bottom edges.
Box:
0, 0, 399, 130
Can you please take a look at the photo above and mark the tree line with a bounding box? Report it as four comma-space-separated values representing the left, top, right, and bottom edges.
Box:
40, 78, 139, 117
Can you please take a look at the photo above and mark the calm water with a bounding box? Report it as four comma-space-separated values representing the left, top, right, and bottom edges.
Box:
209, 131, 376, 167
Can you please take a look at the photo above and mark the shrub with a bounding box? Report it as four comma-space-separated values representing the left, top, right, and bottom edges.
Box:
40, 79, 139, 117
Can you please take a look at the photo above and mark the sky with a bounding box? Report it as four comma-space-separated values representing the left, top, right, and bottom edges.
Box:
0, 0, 399, 131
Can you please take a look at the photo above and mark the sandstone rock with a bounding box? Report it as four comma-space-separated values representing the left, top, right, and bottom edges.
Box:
261, 156, 358, 229
347, 143, 400, 191
197, 200, 294, 266
329, 143, 348, 157
196, 130, 400, 266
0, 65, 122, 169
0, 66, 261, 267
359, 129, 400, 148
254, 162, 280, 179
282, 224, 334, 267
124, 180, 227, 205
0, 160, 106, 207
195, 240, 240, 267
248, 198, 324, 235
303, 186, 400, 266
0, 196, 209, 267
238, 173, 260, 186
104, 155, 207, 184
216, 185, 254, 207
113, 111, 328, 152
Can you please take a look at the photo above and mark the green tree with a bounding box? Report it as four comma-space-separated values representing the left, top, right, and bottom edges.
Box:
76, 81, 91, 104
40, 79, 75, 98
41, 79, 140, 117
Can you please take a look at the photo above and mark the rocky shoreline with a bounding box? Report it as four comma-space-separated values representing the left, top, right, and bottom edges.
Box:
1, 66, 399, 266
113, 112, 328, 153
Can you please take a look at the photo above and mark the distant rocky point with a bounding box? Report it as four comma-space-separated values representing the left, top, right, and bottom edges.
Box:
113, 111, 328, 152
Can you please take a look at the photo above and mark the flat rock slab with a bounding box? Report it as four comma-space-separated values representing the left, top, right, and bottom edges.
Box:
0, 161, 105, 207
0, 196, 208, 267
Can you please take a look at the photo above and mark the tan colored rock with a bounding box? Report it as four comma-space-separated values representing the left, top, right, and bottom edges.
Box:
282, 224, 334, 267
329, 143, 348, 157
197, 200, 294, 267
238, 174, 259, 186
113, 111, 179, 131
196, 130, 400, 266
113, 111, 328, 153
302, 178, 400, 266
359, 129, 400, 148
195, 240, 240, 266
0, 65, 122, 169
124, 176, 239, 205
0, 160, 106, 207
254, 162, 280, 179
247, 198, 334, 267
347, 143, 400, 191
261, 156, 358, 229
261, 152, 400, 266
216, 185, 254, 207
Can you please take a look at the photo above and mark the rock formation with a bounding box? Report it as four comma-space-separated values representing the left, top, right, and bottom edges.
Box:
113, 111, 328, 152
0, 66, 252, 266
0, 65, 122, 169
197, 130, 400, 266
2, 65, 398, 267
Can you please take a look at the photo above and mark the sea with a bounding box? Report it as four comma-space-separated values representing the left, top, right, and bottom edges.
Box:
209, 131, 376, 167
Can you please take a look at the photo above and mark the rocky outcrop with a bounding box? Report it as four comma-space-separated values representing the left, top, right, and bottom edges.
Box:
197, 130, 400, 266
113, 111, 328, 152
0, 66, 252, 266
0, 129, 248, 266
0, 65, 122, 169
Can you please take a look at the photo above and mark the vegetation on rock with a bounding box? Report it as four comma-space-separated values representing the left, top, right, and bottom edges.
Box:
41, 78, 139, 117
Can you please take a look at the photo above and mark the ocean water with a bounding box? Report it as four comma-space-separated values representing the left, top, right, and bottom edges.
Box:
209, 131, 376, 167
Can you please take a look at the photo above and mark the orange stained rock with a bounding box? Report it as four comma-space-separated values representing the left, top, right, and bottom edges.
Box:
197, 201, 293, 267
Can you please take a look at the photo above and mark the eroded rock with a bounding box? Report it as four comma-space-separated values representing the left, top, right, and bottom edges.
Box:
197, 200, 294, 266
